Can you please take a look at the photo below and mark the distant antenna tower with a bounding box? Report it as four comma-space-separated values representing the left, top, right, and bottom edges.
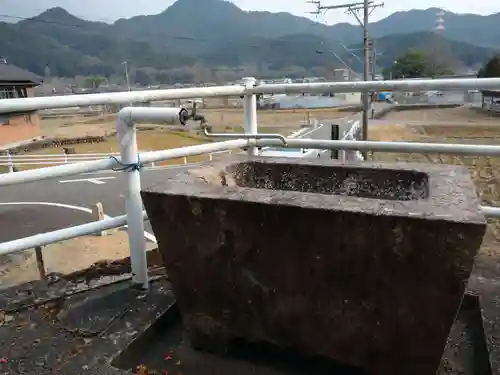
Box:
434, 10, 445, 32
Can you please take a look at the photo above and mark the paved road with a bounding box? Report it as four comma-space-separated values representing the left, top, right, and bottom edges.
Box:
0, 166, 191, 244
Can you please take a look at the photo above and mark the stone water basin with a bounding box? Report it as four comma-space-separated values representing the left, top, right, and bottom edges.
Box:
141, 156, 486, 375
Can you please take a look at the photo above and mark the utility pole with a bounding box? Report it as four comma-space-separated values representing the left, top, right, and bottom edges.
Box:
362, 0, 370, 149
122, 61, 131, 92
369, 40, 376, 80
308, 0, 383, 159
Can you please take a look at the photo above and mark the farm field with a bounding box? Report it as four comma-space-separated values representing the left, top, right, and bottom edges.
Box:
39, 107, 356, 138
3, 106, 353, 171
370, 108, 500, 274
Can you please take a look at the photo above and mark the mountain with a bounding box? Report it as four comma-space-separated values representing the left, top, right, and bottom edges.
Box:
109, 0, 339, 54
0, 0, 498, 80
369, 8, 500, 48
107, 1, 500, 50
202, 31, 496, 73
0, 7, 195, 77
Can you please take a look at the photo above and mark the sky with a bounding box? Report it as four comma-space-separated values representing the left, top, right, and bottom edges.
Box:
0, 0, 498, 25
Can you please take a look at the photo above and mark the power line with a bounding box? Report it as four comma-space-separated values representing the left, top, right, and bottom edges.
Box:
0, 11, 367, 55
307, 0, 383, 158
0, 13, 229, 45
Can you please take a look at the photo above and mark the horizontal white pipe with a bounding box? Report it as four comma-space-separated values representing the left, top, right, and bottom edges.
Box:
1, 152, 218, 163
4, 137, 500, 186
0, 86, 245, 113
139, 137, 500, 165
0, 139, 250, 187
0, 157, 110, 161
0, 78, 497, 114
0, 157, 117, 186
0, 162, 81, 165
252, 78, 500, 95
480, 206, 500, 218
0, 203, 498, 256
2, 153, 121, 158
137, 139, 251, 165
0, 212, 143, 255
1, 156, 118, 160
1, 157, 107, 161
118, 106, 189, 125
281, 139, 500, 156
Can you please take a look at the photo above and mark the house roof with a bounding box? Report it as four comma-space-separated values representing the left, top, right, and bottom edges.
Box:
0, 61, 43, 86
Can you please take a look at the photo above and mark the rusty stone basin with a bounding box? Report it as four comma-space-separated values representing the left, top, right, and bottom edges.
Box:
141, 156, 487, 375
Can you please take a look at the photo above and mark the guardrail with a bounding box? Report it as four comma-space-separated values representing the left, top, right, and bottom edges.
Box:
0, 150, 232, 172
1, 76, 500, 291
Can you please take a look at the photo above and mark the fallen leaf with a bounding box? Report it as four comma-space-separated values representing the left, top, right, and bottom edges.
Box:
136, 364, 148, 375
175, 360, 181, 365
0, 358, 7, 364
164, 355, 173, 361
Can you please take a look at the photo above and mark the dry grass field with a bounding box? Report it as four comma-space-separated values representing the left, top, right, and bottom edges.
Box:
370, 107, 500, 263
40, 107, 355, 138
5, 106, 354, 170
380, 106, 500, 126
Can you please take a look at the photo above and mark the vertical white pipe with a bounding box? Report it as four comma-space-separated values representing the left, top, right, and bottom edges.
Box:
117, 112, 148, 290
242, 77, 258, 156
7, 152, 14, 173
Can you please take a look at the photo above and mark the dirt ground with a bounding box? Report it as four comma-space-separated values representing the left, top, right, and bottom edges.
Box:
380, 106, 500, 126
370, 106, 500, 260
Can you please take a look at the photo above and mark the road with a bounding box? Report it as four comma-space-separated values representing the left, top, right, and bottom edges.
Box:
0, 166, 191, 244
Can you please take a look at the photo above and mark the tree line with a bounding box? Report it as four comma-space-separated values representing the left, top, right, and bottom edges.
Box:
383, 49, 500, 79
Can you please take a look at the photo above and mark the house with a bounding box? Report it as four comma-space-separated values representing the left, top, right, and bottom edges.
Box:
0, 59, 43, 148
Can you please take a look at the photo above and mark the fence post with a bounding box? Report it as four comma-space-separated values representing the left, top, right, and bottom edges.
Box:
183, 156, 187, 164
34, 246, 46, 280
6, 152, 14, 173
209, 153, 213, 161
117, 111, 148, 290
92, 202, 107, 236
242, 77, 258, 156
149, 151, 156, 168
340, 130, 347, 161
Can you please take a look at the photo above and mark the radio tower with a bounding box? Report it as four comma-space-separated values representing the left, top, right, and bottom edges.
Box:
434, 10, 445, 32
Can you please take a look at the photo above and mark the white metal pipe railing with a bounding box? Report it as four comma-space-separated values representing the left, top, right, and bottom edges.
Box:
242, 77, 259, 156
0, 213, 138, 256
0, 151, 227, 168
0, 77, 498, 114
283, 138, 500, 156
252, 78, 500, 95
0, 139, 253, 187
1, 76, 500, 291
3, 153, 121, 157
0, 85, 246, 113
4, 137, 500, 187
